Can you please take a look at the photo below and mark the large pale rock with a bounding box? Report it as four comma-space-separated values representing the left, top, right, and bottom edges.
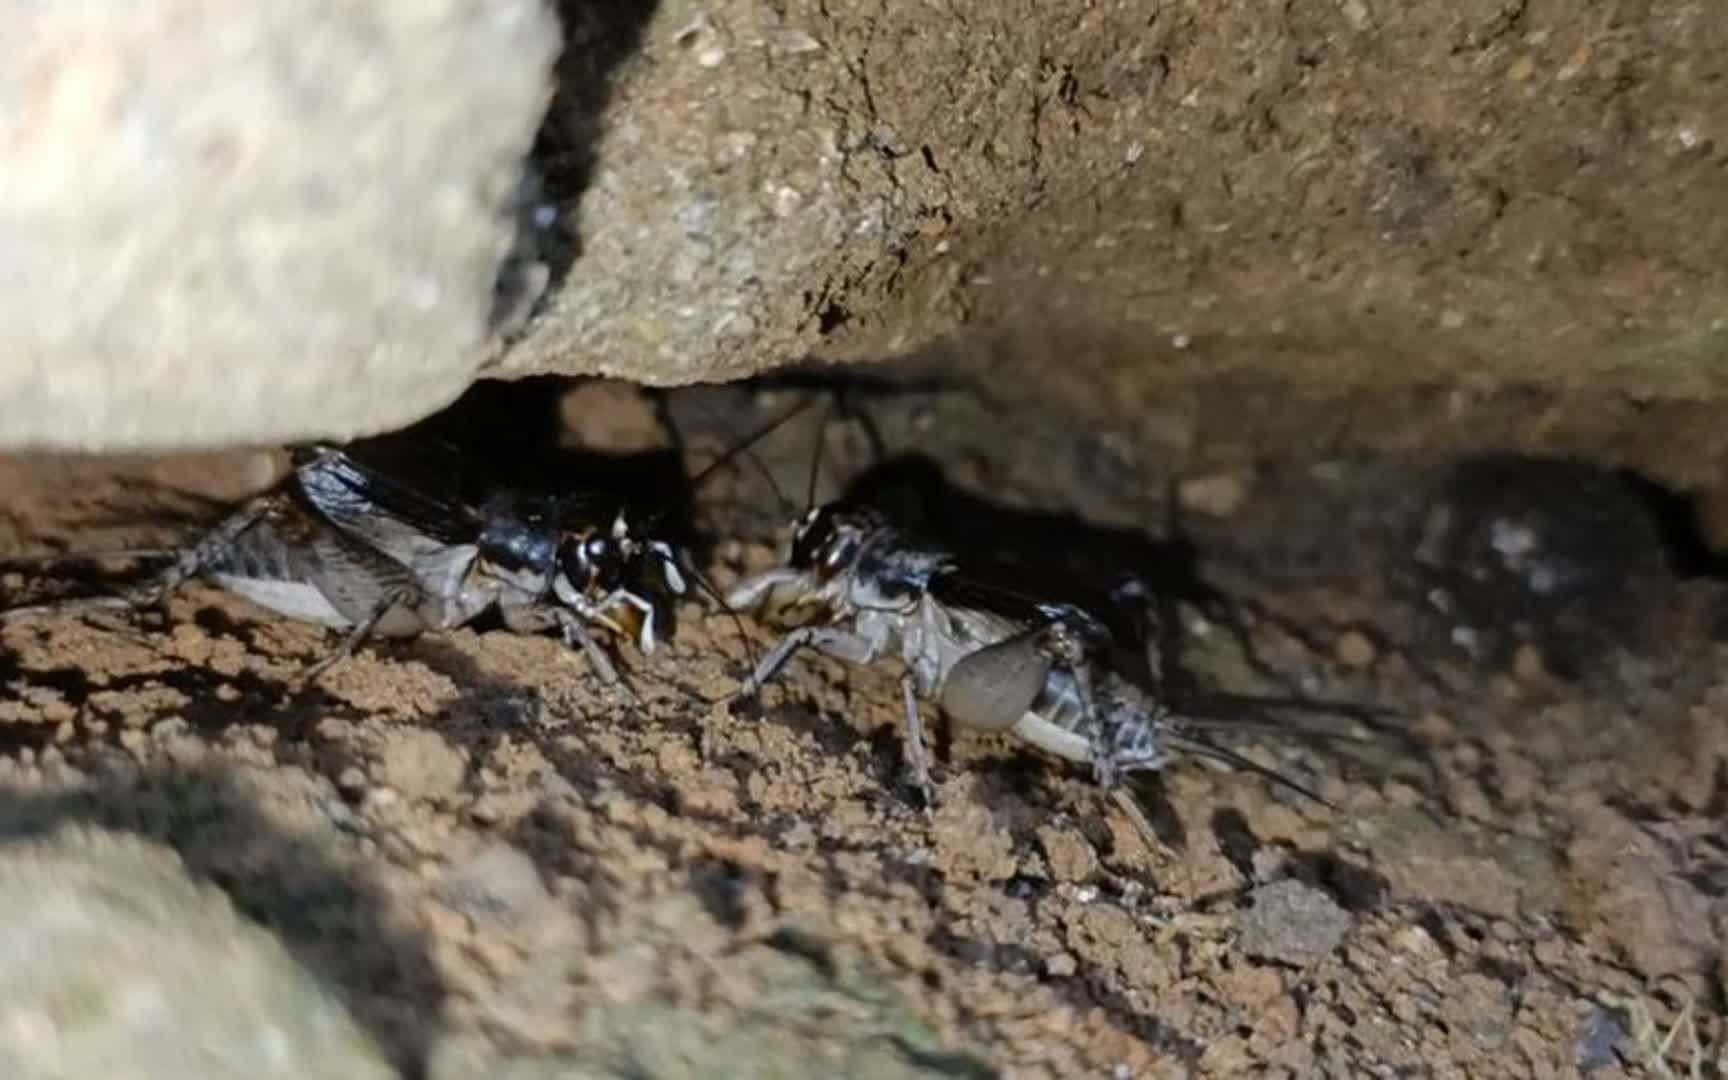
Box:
0, 0, 557, 451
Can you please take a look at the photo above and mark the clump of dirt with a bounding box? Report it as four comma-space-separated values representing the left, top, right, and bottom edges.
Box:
1, 376, 1725, 1077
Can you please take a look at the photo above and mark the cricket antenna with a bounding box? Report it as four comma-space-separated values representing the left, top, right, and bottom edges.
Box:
687, 395, 822, 494
0, 546, 179, 566
746, 450, 795, 519
677, 554, 761, 689
647, 393, 821, 684
1163, 731, 1337, 810
803, 400, 829, 516
640, 394, 819, 537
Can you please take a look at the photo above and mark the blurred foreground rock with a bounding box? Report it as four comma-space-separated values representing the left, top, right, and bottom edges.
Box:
0, 826, 396, 1080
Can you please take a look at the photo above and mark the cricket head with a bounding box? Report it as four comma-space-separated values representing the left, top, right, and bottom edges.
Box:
788, 503, 878, 582
720, 503, 871, 622
555, 510, 687, 602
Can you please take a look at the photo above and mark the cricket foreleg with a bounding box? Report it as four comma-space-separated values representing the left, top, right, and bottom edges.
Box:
501, 596, 637, 702
723, 568, 806, 614
736, 626, 815, 698
736, 624, 883, 698
583, 587, 659, 654
558, 610, 634, 699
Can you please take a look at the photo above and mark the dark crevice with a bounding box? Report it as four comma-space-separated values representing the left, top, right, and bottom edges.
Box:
494, 1, 664, 336
1622, 470, 1728, 580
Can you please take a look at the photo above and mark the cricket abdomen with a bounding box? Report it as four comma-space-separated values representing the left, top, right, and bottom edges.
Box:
1016, 668, 1093, 764
196, 513, 356, 627
208, 573, 354, 629
202, 508, 430, 635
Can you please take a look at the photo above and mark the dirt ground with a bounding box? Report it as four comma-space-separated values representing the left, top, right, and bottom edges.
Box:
1, 375, 1725, 1078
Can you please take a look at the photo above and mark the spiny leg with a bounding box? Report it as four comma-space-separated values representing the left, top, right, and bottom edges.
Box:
3, 498, 276, 624
555, 608, 639, 704
497, 591, 633, 700
737, 623, 882, 699
1109, 787, 1162, 850
899, 671, 937, 812
736, 625, 818, 698
585, 587, 658, 653
1024, 618, 1121, 790
1093, 704, 1167, 791
295, 585, 421, 685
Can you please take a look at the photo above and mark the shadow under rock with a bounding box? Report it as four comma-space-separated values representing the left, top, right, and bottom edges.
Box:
494, 0, 664, 332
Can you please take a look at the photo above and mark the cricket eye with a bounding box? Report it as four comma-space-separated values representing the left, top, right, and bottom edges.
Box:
821, 534, 856, 573
576, 537, 624, 588
790, 509, 835, 568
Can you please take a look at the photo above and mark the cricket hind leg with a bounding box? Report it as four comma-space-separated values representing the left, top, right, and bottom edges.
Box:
279, 514, 461, 685
293, 584, 424, 686
1, 497, 278, 627
1110, 566, 1399, 766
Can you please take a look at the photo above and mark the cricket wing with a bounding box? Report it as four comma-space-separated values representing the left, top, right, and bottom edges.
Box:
928, 568, 1110, 647
294, 450, 483, 562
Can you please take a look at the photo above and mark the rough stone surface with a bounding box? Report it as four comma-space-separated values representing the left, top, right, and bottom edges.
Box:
0, 0, 557, 451
4, 0, 1728, 470
0, 826, 396, 1080
501, 0, 1728, 412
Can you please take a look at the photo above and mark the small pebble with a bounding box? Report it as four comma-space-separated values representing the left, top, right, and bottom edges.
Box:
1037, 826, 1097, 883
1333, 629, 1377, 668
1177, 470, 1250, 516
1512, 642, 1550, 682
1236, 879, 1353, 967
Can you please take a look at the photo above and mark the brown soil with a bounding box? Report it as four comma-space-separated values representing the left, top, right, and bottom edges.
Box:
1, 376, 1725, 1077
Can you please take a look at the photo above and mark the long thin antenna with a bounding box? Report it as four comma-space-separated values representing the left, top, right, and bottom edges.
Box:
0, 546, 178, 565
642, 394, 818, 536
1167, 715, 1372, 744
1163, 732, 1336, 809
678, 555, 760, 682
803, 401, 830, 515
687, 395, 821, 494
745, 450, 794, 518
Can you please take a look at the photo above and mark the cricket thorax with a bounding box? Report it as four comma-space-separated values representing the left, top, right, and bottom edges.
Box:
475, 494, 560, 590
790, 505, 948, 607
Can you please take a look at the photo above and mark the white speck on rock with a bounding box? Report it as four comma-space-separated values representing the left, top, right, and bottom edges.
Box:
770, 184, 803, 217
772, 29, 822, 55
